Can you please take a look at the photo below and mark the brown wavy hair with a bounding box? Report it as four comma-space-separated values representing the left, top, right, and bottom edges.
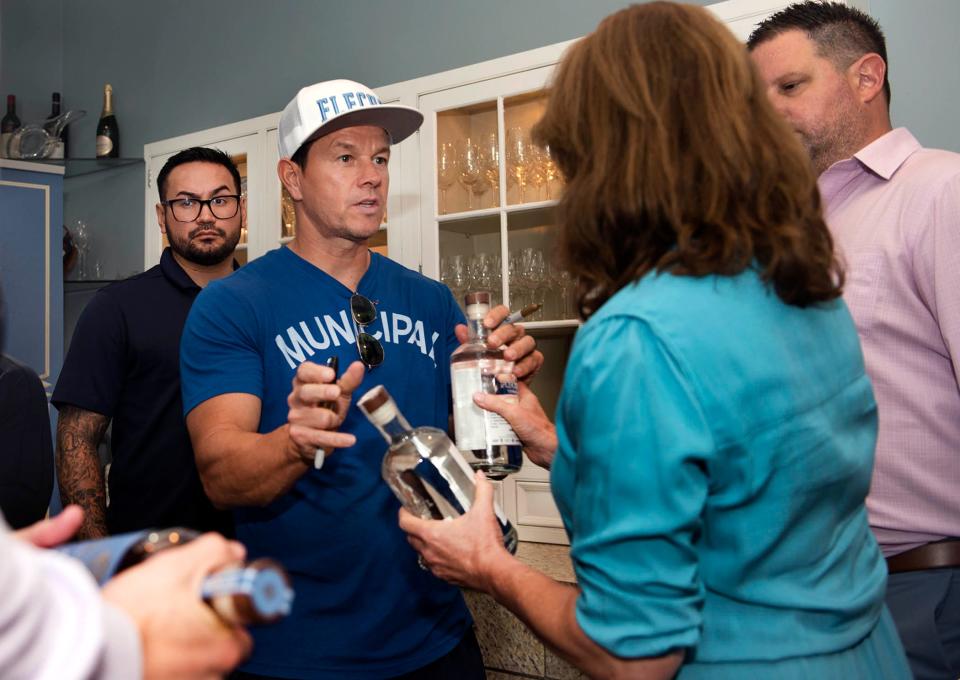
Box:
532, 2, 843, 318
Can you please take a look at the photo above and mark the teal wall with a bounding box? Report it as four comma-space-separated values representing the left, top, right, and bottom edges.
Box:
1, 0, 958, 280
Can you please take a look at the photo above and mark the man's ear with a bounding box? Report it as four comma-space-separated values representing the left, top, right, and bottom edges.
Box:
851, 52, 886, 105
155, 202, 167, 236
278, 158, 303, 201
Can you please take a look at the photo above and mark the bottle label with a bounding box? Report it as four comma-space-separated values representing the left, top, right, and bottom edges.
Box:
55, 531, 150, 585
96, 134, 113, 156
451, 365, 521, 450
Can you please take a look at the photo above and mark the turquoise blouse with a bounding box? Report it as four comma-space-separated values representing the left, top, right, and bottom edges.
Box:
551, 268, 894, 669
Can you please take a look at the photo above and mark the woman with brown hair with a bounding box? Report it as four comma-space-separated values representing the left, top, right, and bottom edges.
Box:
400, 3, 910, 678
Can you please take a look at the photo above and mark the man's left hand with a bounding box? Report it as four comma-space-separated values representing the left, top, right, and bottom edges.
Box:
455, 304, 544, 382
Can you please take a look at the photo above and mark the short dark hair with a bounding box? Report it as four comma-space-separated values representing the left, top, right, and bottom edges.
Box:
291, 139, 315, 169
156, 146, 242, 201
747, 1, 890, 107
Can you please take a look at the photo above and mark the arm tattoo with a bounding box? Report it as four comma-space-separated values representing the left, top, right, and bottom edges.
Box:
56, 405, 111, 539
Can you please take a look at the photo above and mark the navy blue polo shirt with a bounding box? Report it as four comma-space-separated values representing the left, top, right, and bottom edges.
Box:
53, 248, 233, 535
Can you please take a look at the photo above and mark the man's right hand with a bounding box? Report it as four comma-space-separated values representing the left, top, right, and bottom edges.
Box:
286, 359, 366, 464
473, 382, 558, 469
101, 533, 253, 680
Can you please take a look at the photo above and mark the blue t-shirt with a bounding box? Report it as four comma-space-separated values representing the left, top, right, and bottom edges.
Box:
181, 247, 470, 678
551, 268, 890, 674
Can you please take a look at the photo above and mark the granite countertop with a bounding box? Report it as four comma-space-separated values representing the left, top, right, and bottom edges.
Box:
465, 541, 583, 678
514, 541, 575, 583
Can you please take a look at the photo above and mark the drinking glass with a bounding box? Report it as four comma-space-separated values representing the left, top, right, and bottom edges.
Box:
541, 144, 561, 200
480, 133, 501, 208
506, 128, 533, 203
437, 142, 458, 214
72, 220, 90, 280
458, 139, 483, 210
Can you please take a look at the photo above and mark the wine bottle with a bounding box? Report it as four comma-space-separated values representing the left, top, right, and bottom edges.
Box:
44, 92, 67, 159
450, 291, 523, 479
1, 94, 21, 159
57, 528, 294, 625
95, 84, 119, 158
358, 384, 519, 554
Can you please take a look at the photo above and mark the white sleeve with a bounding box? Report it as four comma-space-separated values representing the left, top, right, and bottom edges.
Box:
0, 520, 143, 680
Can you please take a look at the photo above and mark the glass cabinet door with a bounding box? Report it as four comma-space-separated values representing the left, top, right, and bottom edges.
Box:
418, 65, 576, 330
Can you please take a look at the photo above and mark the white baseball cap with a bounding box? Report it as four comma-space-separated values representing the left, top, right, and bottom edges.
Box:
278, 79, 423, 159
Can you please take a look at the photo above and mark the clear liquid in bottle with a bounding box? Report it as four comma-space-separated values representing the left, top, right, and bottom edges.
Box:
358, 384, 518, 554
450, 291, 522, 479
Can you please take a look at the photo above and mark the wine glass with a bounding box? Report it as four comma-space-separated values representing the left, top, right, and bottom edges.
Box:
72, 219, 90, 280
480, 133, 501, 208
437, 142, 458, 214
506, 128, 533, 203
540, 144, 561, 200
458, 139, 483, 210
525, 147, 547, 202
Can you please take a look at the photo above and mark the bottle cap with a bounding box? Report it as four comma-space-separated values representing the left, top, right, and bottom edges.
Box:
464, 291, 491, 306
357, 385, 396, 426
464, 291, 491, 320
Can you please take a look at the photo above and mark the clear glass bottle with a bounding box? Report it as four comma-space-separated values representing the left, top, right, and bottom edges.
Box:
450, 291, 522, 479
358, 384, 518, 554
56, 528, 294, 625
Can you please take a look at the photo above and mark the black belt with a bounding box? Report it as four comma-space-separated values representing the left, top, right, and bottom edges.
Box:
886, 539, 960, 574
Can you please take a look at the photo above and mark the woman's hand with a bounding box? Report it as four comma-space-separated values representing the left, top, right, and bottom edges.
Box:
474, 382, 558, 469
398, 471, 515, 591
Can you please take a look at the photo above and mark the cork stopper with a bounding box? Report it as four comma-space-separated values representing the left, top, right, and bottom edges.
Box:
464, 291, 491, 306
464, 291, 491, 321
357, 385, 396, 426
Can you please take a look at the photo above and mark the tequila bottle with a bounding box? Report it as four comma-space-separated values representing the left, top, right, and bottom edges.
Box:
358, 384, 518, 554
450, 291, 522, 479
57, 528, 294, 625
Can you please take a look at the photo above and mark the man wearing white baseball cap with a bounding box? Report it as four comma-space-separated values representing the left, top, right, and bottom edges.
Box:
180, 79, 542, 678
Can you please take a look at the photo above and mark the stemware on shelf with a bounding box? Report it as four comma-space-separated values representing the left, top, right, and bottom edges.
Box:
540, 144, 561, 200
505, 127, 533, 203
458, 139, 483, 210
480, 133, 500, 209
72, 219, 90, 280
437, 142, 458, 214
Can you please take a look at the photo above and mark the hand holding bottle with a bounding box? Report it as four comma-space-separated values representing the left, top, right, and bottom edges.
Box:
398, 471, 516, 591
101, 533, 253, 679
473, 382, 558, 470
454, 302, 544, 382
286, 359, 365, 466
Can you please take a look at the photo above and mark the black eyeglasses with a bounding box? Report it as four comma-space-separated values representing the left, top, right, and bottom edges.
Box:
351, 293, 384, 368
162, 195, 241, 222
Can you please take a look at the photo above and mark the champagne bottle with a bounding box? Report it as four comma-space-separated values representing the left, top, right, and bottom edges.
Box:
1, 94, 21, 159
44, 91, 67, 159
95, 84, 119, 158
358, 384, 519, 554
450, 291, 522, 479
57, 528, 294, 625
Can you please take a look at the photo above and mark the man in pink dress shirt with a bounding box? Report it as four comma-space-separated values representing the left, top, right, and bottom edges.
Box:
748, 3, 960, 679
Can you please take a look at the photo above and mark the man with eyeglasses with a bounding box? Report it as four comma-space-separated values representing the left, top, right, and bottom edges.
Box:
179, 79, 543, 679
53, 146, 242, 540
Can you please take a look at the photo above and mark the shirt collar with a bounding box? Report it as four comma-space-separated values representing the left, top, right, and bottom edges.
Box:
851, 127, 922, 181
159, 247, 239, 292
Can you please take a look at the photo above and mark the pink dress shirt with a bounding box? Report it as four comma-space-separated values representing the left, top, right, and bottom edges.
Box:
818, 128, 960, 557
